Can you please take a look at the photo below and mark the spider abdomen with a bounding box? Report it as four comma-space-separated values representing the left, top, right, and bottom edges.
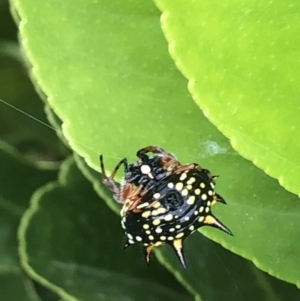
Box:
123, 167, 232, 268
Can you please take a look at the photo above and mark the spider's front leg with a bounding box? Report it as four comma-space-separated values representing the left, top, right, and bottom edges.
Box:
99, 154, 128, 203
136, 145, 177, 162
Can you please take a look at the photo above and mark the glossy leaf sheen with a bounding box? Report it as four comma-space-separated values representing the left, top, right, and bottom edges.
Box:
13, 0, 300, 288
154, 0, 300, 196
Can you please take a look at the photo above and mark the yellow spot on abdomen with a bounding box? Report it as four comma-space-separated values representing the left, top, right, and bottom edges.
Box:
175, 182, 184, 191
187, 177, 196, 185
142, 211, 151, 218
155, 227, 163, 233
195, 188, 201, 195
179, 173, 187, 181
168, 182, 174, 189
152, 201, 161, 208
152, 207, 167, 216
201, 194, 207, 200
153, 193, 161, 199
198, 216, 204, 222
164, 214, 173, 221
189, 225, 195, 231
153, 219, 161, 226
181, 189, 189, 196
187, 195, 195, 205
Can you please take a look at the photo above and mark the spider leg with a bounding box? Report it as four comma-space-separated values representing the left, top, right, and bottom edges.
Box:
136, 146, 177, 161
99, 154, 128, 202
120, 185, 144, 215
174, 163, 196, 173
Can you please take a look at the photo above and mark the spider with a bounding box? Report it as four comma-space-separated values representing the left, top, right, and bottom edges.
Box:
100, 146, 180, 214
100, 146, 232, 268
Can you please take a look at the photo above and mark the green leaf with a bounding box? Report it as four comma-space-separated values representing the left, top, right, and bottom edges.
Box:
74, 154, 120, 214
0, 270, 41, 301
153, 0, 300, 196
0, 141, 58, 300
0, 0, 66, 161
0, 141, 57, 269
76, 156, 300, 301
157, 234, 300, 301
12, 0, 197, 169
19, 156, 192, 301
0, 42, 64, 161
0, 0, 17, 40
12, 0, 300, 288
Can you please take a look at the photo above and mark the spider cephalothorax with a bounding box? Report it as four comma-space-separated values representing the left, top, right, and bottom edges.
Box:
100, 146, 232, 268
100, 146, 180, 213
124, 146, 180, 189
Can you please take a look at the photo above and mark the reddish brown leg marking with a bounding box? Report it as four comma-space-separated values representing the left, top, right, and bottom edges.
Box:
174, 163, 196, 173
124, 185, 144, 210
